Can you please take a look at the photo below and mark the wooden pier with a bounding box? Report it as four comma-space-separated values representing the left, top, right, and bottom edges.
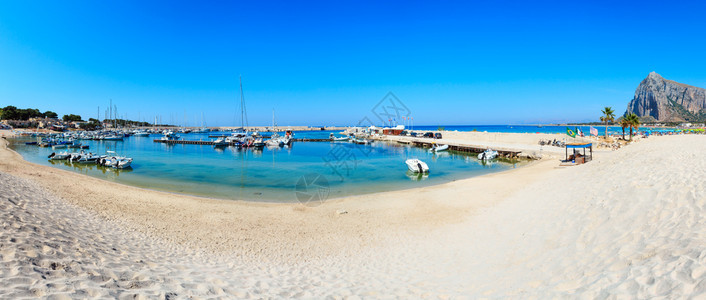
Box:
208, 134, 273, 138
154, 137, 523, 158
154, 138, 334, 145
154, 139, 224, 145
397, 138, 522, 158
291, 138, 331, 142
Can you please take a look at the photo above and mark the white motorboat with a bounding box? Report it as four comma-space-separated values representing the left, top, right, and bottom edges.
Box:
225, 135, 244, 144
161, 131, 180, 141
68, 151, 101, 164
405, 159, 429, 173
265, 110, 292, 147
265, 137, 283, 147
98, 151, 133, 169
68, 152, 81, 162
266, 134, 292, 147
133, 131, 150, 137
265, 131, 283, 147
213, 137, 228, 147
353, 137, 370, 145
429, 144, 449, 152
478, 149, 499, 160
102, 135, 124, 141
244, 137, 266, 149
48, 151, 70, 160
281, 135, 292, 146
330, 132, 349, 141
331, 133, 349, 141
75, 153, 103, 164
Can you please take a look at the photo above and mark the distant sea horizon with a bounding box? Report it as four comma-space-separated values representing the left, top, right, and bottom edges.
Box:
308, 124, 670, 135
196, 124, 672, 135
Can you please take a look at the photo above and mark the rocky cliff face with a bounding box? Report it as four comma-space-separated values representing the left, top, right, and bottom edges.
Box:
626, 72, 706, 122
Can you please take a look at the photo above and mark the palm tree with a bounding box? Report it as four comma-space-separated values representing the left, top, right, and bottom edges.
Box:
619, 117, 629, 140
625, 113, 640, 141
599, 107, 615, 139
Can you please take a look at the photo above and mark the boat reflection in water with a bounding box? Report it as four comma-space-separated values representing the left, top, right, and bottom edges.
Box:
430, 151, 450, 162
48, 159, 133, 177
405, 170, 429, 181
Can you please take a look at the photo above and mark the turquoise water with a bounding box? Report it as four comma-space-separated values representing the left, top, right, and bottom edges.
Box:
10, 131, 519, 202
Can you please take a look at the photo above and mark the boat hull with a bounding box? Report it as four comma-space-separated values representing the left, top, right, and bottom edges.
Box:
405, 159, 429, 173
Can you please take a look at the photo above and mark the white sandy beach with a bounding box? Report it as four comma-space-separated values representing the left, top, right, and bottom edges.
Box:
1, 131, 705, 298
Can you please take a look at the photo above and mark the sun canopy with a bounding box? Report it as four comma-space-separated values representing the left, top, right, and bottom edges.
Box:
565, 142, 593, 164
566, 143, 592, 149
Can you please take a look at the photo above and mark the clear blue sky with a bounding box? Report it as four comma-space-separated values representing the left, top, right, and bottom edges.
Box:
2, 1, 706, 126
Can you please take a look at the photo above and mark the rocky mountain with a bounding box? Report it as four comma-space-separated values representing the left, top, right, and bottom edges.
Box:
626, 72, 706, 122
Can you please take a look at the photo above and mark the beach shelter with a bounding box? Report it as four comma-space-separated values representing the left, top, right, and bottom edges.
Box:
565, 142, 593, 164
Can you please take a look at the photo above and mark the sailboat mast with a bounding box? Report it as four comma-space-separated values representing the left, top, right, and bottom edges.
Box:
240, 76, 244, 129
239, 75, 248, 130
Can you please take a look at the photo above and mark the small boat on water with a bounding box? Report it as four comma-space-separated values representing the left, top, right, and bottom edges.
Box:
213, 137, 228, 147
68, 151, 103, 164
429, 144, 449, 152
265, 136, 283, 147
330, 133, 349, 142
52, 144, 67, 149
98, 151, 133, 169
102, 135, 124, 141
332, 136, 349, 142
405, 159, 429, 173
133, 131, 150, 137
352, 137, 370, 145
48, 151, 71, 160
478, 149, 498, 160
265, 134, 292, 147
244, 138, 266, 149
161, 132, 180, 141
73, 153, 103, 164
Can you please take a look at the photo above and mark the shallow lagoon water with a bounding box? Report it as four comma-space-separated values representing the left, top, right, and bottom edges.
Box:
10, 131, 520, 202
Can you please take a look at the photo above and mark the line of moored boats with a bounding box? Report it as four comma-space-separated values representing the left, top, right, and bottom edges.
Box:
332, 132, 500, 175
160, 129, 295, 149
47, 150, 133, 169
22, 126, 502, 174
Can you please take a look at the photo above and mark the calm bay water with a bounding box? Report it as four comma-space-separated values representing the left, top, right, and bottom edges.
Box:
10, 130, 519, 202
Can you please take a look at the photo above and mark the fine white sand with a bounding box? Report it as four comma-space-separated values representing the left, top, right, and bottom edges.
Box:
1, 131, 705, 298
385, 130, 606, 156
